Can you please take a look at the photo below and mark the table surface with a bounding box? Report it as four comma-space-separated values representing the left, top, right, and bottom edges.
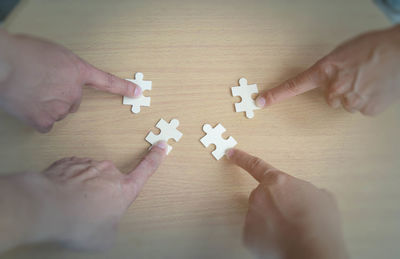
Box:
1, 0, 400, 258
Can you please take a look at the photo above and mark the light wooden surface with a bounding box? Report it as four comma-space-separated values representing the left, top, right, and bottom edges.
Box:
1, 0, 399, 258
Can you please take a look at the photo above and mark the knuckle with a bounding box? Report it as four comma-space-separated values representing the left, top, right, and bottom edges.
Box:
327, 99, 335, 108
126, 180, 140, 198
330, 82, 343, 93
247, 156, 263, 172
342, 99, 352, 109
49, 157, 69, 168
76, 59, 90, 78
141, 155, 158, 169
326, 88, 336, 98
317, 58, 337, 79
37, 118, 54, 133
47, 101, 72, 121
105, 72, 115, 89
123, 79, 131, 90
55, 106, 65, 116
86, 165, 101, 175
360, 104, 379, 116
264, 170, 286, 186
346, 96, 361, 108
327, 97, 340, 108
70, 101, 81, 113
55, 111, 69, 121
343, 102, 356, 113
70, 89, 82, 102
100, 160, 114, 168
284, 79, 300, 95
263, 91, 276, 106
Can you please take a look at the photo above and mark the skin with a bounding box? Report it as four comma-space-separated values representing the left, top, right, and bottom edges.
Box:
2, 23, 398, 256
255, 25, 400, 116
227, 149, 348, 259
0, 29, 159, 253
0, 28, 141, 132
0, 141, 167, 253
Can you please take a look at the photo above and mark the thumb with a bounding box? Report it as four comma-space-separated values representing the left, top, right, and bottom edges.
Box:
83, 62, 142, 97
123, 141, 167, 201
255, 63, 328, 108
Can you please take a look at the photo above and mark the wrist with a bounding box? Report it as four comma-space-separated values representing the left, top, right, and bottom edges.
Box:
0, 171, 60, 254
15, 172, 60, 245
0, 173, 41, 252
298, 230, 348, 259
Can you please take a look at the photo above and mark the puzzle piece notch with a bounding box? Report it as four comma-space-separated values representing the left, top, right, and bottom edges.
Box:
123, 72, 152, 114
231, 77, 260, 119
145, 118, 183, 154
200, 123, 237, 160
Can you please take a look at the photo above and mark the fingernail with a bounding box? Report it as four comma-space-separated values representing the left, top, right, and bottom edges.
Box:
255, 97, 266, 108
155, 141, 167, 150
133, 86, 142, 97
225, 149, 234, 159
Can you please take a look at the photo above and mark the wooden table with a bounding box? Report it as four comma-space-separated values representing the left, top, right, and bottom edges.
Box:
1, 0, 399, 258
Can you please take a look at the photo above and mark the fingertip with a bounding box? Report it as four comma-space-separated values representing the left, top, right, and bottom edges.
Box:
69, 101, 81, 113
37, 125, 53, 134
152, 140, 168, 154
124, 81, 142, 98
133, 84, 142, 97
255, 96, 266, 108
34, 120, 54, 133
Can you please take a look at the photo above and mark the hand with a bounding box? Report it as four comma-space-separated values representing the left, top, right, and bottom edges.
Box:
255, 25, 400, 116
0, 29, 141, 132
227, 149, 348, 259
0, 141, 167, 252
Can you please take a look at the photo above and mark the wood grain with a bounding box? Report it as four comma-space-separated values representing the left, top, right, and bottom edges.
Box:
1, 0, 399, 258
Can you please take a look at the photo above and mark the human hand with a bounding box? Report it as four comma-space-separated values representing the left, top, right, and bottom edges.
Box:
255, 25, 400, 116
0, 29, 141, 132
1, 141, 167, 252
227, 149, 347, 259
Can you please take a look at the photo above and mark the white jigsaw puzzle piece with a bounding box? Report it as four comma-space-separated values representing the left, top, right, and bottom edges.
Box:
200, 123, 237, 160
231, 77, 260, 119
123, 72, 152, 114
145, 118, 183, 154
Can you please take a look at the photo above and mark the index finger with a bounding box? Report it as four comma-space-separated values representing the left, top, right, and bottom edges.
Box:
123, 141, 167, 200
226, 149, 279, 183
83, 62, 142, 98
255, 63, 328, 108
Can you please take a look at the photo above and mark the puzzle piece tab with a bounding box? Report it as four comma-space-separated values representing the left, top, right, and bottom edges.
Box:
200, 123, 237, 160
145, 118, 183, 154
123, 72, 152, 114
231, 77, 260, 119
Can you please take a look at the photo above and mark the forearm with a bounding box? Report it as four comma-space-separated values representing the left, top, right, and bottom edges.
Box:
389, 24, 400, 42
0, 28, 14, 95
394, 24, 400, 33
0, 174, 36, 253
